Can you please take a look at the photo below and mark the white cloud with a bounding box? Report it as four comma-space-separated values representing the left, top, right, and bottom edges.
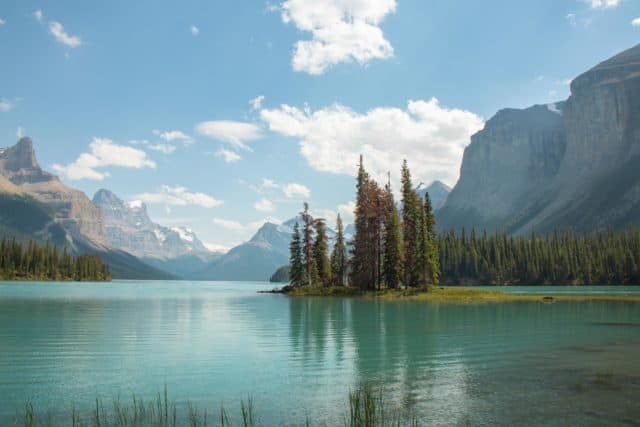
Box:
215, 148, 241, 163
254, 198, 275, 213
535, 75, 544, 81
566, 13, 577, 26
588, 0, 619, 9
147, 143, 176, 154
278, 0, 397, 75
260, 98, 484, 187
52, 138, 156, 180
338, 201, 356, 225
49, 21, 81, 48
0, 99, 14, 112
190, 25, 200, 36
138, 185, 222, 208
152, 129, 193, 144
632, 17, 640, 26
282, 182, 311, 199
16, 127, 24, 138
213, 218, 246, 231
249, 95, 265, 111
203, 242, 230, 253
0, 18, 5, 26
195, 120, 262, 151
34, 10, 43, 22
262, 178, 279, 189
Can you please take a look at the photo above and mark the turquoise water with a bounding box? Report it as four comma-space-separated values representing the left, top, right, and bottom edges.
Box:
1, 281, 640, 425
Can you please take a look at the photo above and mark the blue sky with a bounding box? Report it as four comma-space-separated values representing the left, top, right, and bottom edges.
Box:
0, 0, 638, 250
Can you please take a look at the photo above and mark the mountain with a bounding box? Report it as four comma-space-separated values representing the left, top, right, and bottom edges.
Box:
0, 138, 175, 279
93, 188, 220, 278
438, 43, 640, 234
417, 181, 451, 209
193, 222, 292, 281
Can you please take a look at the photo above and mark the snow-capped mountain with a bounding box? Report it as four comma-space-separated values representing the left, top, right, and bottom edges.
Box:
93, 189, 213, 260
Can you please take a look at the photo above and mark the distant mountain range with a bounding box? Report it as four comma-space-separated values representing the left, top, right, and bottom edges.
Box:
92, 189, 220, 277
437, 43, 640, 234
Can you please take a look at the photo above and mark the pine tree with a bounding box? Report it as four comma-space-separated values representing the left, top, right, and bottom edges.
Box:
330, 214, 348, 286
350, 155, 370, 290
383, 180, 403, 289
401, 160, 420, 287
313, 218, 331, 286
289, 223, 304, 288
300, 203, 318, 286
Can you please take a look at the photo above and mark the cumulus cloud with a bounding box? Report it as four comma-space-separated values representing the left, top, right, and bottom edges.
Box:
282, 183, 311, 199
254, 198, 275, 213
215, 148, 241, 163
190, 25, 199, 36
588, 0, 619, 8
260, 98, 484, 187
278, 0, 397, 74
49, 21, 81, 48
153, 129, 193, 144
52, 138, 156, 180
249, 95, 265, 111
195, 120, 262, 151
0, 18, 5, 25
633, 17, 640, 26
138, 185, 222, 208
312, 201, 355, 227
34, 10, 43, 22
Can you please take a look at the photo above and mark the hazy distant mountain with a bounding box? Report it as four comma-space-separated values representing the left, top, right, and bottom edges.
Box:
194, 216, 353, 281
438, 43, 640, 234
0, 138, 175, 279
417, 181, 451, 209
193, 222, 291, 281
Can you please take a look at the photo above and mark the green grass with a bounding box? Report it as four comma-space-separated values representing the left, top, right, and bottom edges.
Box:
17, 385, 419, 427
282, 285, 640, 303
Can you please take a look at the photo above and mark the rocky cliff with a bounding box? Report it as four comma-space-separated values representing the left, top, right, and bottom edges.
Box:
0, 138, 106, 245
438, 43, 640, 234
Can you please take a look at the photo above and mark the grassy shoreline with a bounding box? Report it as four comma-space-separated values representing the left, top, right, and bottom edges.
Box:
273, 285, 640, 303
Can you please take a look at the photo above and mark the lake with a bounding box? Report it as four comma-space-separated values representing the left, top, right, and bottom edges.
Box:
1, 281, 640, 425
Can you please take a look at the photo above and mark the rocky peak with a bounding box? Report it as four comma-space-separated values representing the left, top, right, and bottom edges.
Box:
571, 43, 640, 94
0, 137, 56, 185
93, 188, 124, 206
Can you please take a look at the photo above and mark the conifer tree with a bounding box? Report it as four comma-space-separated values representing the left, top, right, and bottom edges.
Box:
300, 203, 318, 286
423, 192, 440, 287
313, 218, 331, 286
289, 223, 304, 288
330, 214, 348, 286
383, 180, 403, 289
350, 155, 370, 289
401, 160, 420, 287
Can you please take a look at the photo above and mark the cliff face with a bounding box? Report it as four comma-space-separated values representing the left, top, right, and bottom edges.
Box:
438, 105, 567, 232
0, 138, 106, 245
438, 43, 640, 234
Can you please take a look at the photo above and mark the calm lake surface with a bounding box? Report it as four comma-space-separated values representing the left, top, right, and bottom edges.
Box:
1, 281, 640, 425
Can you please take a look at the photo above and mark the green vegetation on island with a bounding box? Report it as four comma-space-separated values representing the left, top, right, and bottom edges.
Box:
289, 157, 438, 292
0, 237, 111, 281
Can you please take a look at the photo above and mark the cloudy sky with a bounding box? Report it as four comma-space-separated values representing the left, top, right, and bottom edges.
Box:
0, 0, 638, 250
